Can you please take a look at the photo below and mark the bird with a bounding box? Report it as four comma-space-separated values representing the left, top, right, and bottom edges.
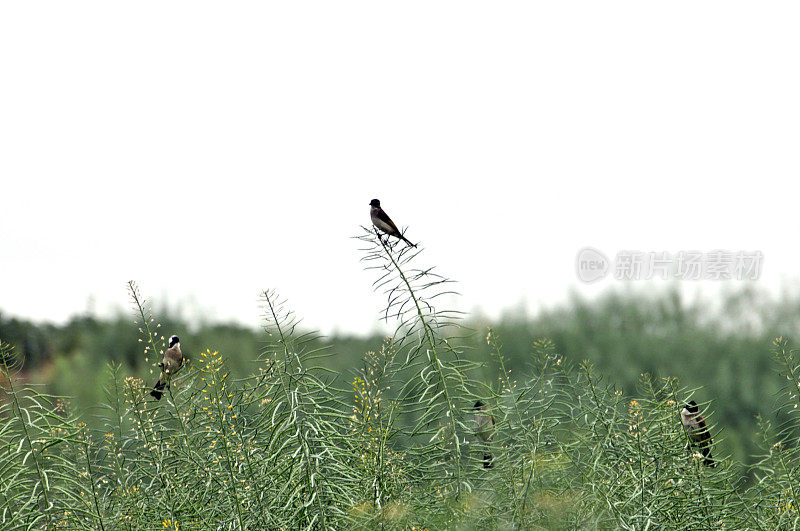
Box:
150, 335, 184, 400
369, 199, 416, 248
473, 400, 495, 469
680, 400, 715, 467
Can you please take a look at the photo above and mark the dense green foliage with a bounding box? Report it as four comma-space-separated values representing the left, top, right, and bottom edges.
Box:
2, 287, 795, 472
1, 231, 799, 528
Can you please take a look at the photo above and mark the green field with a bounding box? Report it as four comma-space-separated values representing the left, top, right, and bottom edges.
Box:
1, 230, 798, 528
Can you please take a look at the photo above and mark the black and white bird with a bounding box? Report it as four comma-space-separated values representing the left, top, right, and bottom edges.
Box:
150, 335, 184, 400
680, 400, 715, 467
369, 199, 416, 247
473, 400, 495, 469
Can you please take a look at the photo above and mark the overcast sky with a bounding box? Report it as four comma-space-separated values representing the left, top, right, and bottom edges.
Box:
2, 2, 799, 335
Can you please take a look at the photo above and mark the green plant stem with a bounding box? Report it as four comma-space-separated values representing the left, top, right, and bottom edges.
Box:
376, 231, 464, 496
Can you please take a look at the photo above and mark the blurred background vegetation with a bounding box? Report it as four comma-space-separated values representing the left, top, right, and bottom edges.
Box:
1, 285, 796, 478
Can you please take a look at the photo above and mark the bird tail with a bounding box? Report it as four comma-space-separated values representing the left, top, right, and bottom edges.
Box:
702, 448, 715, 468
399, 234, 417, 248
150, 379, 166, 400
483, 453, 494, 469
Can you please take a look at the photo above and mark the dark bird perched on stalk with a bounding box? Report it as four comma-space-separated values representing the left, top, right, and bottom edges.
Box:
151, 335, 183, 400
473, 400, 495, 469
370, 199, 416, 247
680, 400, 715, 467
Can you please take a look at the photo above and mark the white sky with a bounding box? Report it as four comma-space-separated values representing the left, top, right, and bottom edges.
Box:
1, 2, 799, 335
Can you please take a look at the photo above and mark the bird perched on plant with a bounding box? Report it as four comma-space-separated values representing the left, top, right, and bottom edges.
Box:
473, 400, 495, 469
680, 400, 715, 467
369, 199, 416, 248
150, 335, 183, 400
